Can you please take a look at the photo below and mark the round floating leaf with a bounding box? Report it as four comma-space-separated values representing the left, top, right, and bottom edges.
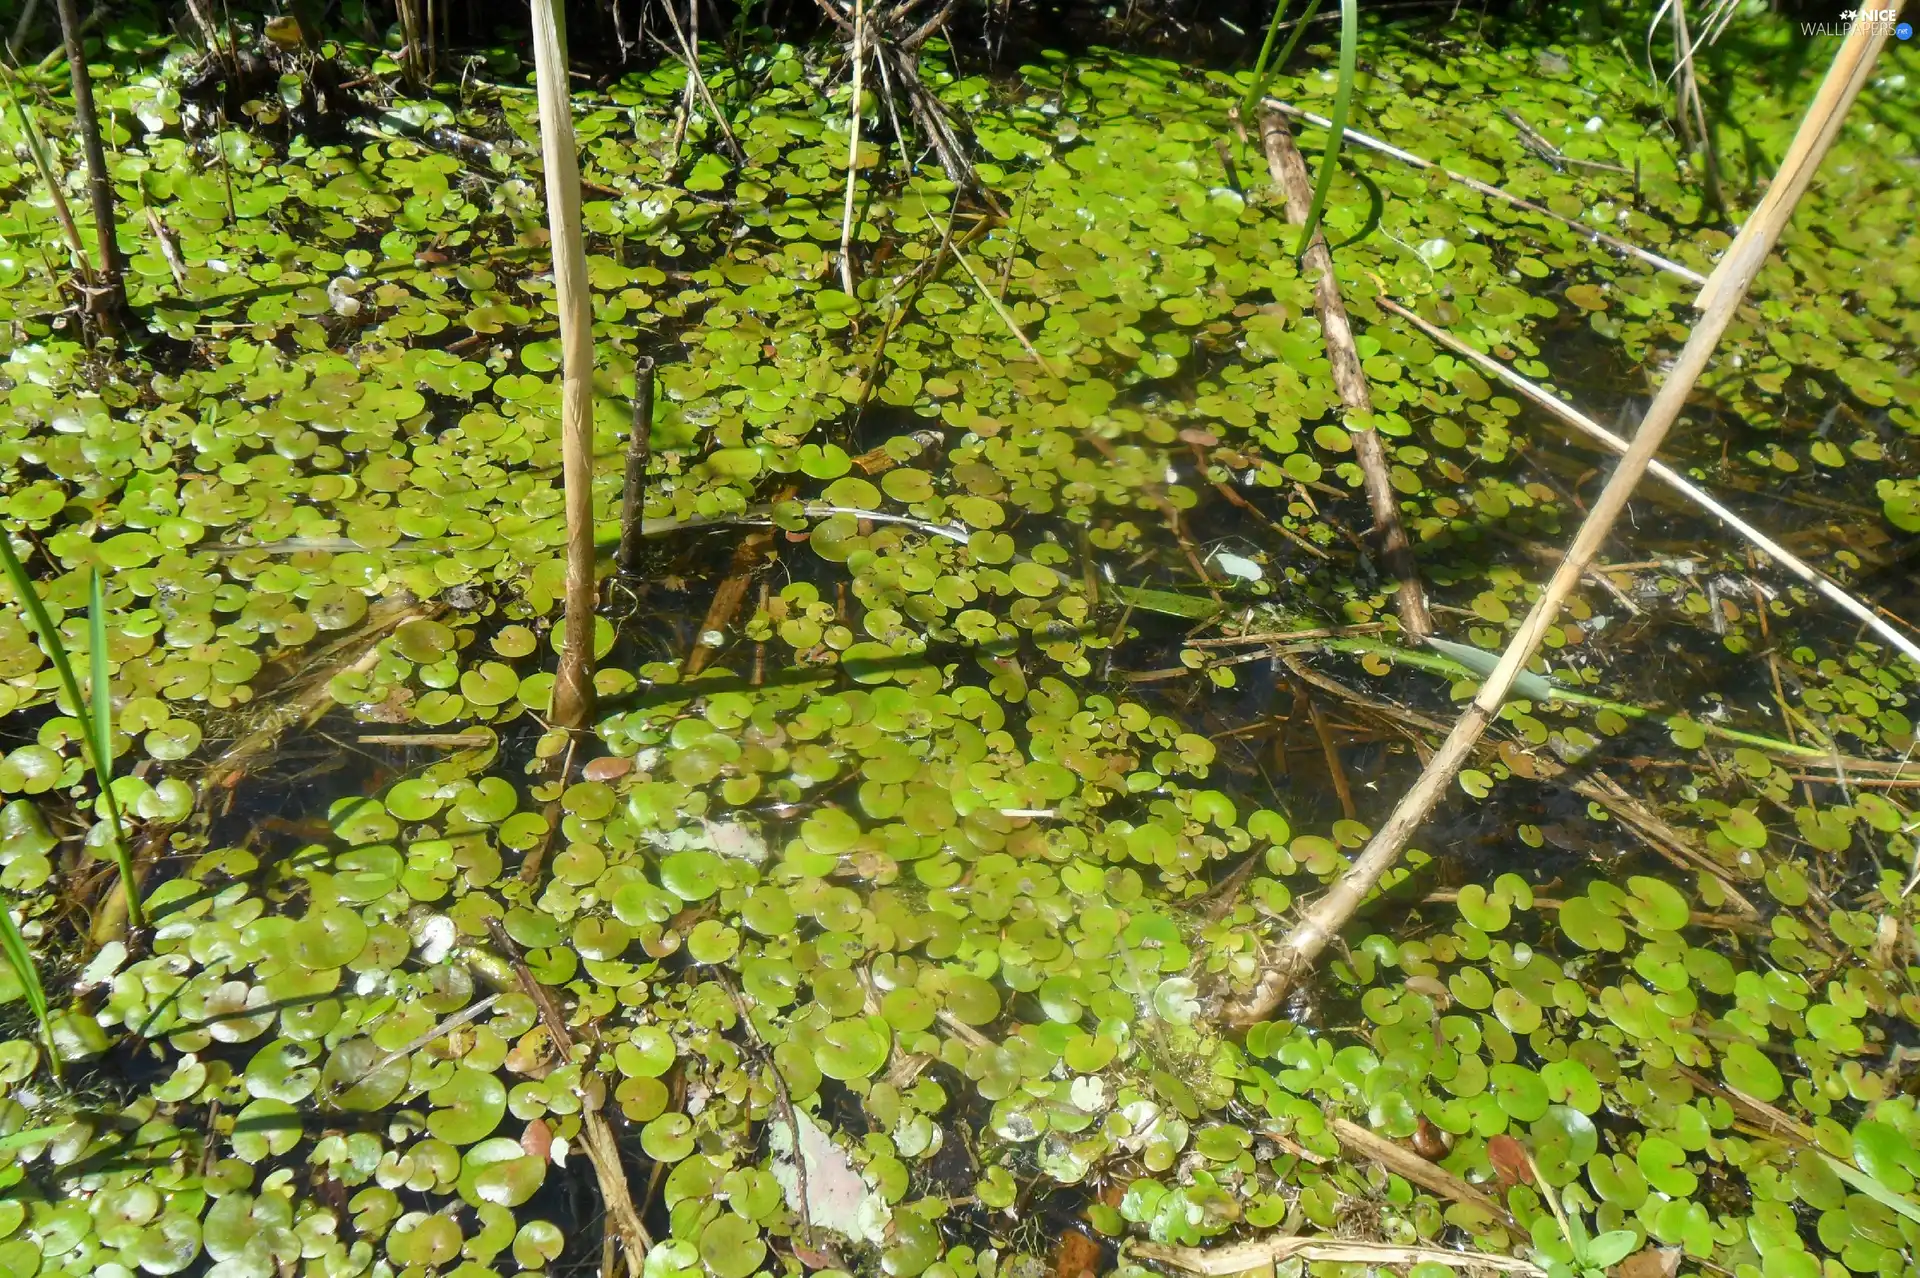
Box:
427, 1065, 508, 1145
816, 1017, 890, 1080
1720, 1041, 1783, 1101
700, 1213, 766, 1278
642, 1112, 695, 1162
660, 850, 723, 901
323, 1038, 409, 1111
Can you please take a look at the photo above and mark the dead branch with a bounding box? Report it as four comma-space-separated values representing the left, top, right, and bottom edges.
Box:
1258, 111, 1431, 639
531, 0, 598, 734
1224, 23, 1887, 1027
1328, 1117, 1512, 1226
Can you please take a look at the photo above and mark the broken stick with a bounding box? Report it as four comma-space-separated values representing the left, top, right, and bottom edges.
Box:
1258, 110, 1432, 640
1226, 19, 1890, 1027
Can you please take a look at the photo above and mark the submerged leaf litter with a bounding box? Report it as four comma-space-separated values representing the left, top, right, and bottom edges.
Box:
0, 10, 1918, 1278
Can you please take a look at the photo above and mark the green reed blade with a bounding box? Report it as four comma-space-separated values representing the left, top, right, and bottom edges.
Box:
0, 902, 60, 1082
1295, 0, 1357, 257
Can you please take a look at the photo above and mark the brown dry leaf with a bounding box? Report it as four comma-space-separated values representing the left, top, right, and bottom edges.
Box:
1487, 1134, 1533, 1187
1052, 1229, 1101, 1278
1613, 1246, 1681, 1278
521, 1117, 553, 1162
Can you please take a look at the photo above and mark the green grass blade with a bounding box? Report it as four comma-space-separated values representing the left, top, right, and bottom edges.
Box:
88, 568, 138, 929
0, 902, 60, 1083
0, 542, 139, 930
0, 536, 91, 743
1294, 0, 1358, 257
1240, 0, 1295, 119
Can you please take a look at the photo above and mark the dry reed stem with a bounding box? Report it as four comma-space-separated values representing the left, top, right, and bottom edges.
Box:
55, 0, 126, 332
530, 0, 598, 733
1372, 294, 1920, 669
1226, 24, 1887, 1027
1262, 99, 1707, 286
1258, 111, 1432, 639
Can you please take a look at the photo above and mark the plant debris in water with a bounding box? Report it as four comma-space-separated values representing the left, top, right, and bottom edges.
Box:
0, 6, 1916, 1278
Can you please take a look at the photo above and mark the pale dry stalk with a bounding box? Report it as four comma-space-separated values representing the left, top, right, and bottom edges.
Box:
1226, 19, 1890, 1027
530, 0, 599, 733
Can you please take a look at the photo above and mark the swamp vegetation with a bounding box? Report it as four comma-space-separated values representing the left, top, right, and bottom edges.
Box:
0, 2, 1916, 1278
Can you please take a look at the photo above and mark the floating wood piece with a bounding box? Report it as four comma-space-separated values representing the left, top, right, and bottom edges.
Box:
1227, 22, 1888, 1027
1258, 111, 1432, 640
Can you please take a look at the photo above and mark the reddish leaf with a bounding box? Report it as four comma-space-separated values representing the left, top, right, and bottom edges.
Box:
520, 1117, 552, 1163
1487, 1134, 1533, 1187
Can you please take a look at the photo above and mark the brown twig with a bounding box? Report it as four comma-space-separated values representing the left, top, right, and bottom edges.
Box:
487, 919, 651, 1275
1224, 25, 1885, 1026
1304, 689, 1357, 820
1258, 111, 1430, 639
1328, 1117, 1513, 1226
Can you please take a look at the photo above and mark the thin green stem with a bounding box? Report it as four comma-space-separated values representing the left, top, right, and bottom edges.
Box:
89, 569, 138, 928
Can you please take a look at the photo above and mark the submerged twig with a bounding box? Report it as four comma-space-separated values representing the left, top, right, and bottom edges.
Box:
1227, 25, 1886, 1026
1262, 99, 1707, 286
1259, 111, 1431, 638
93, 596, 440, 944
1374, 295, 1920, 670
